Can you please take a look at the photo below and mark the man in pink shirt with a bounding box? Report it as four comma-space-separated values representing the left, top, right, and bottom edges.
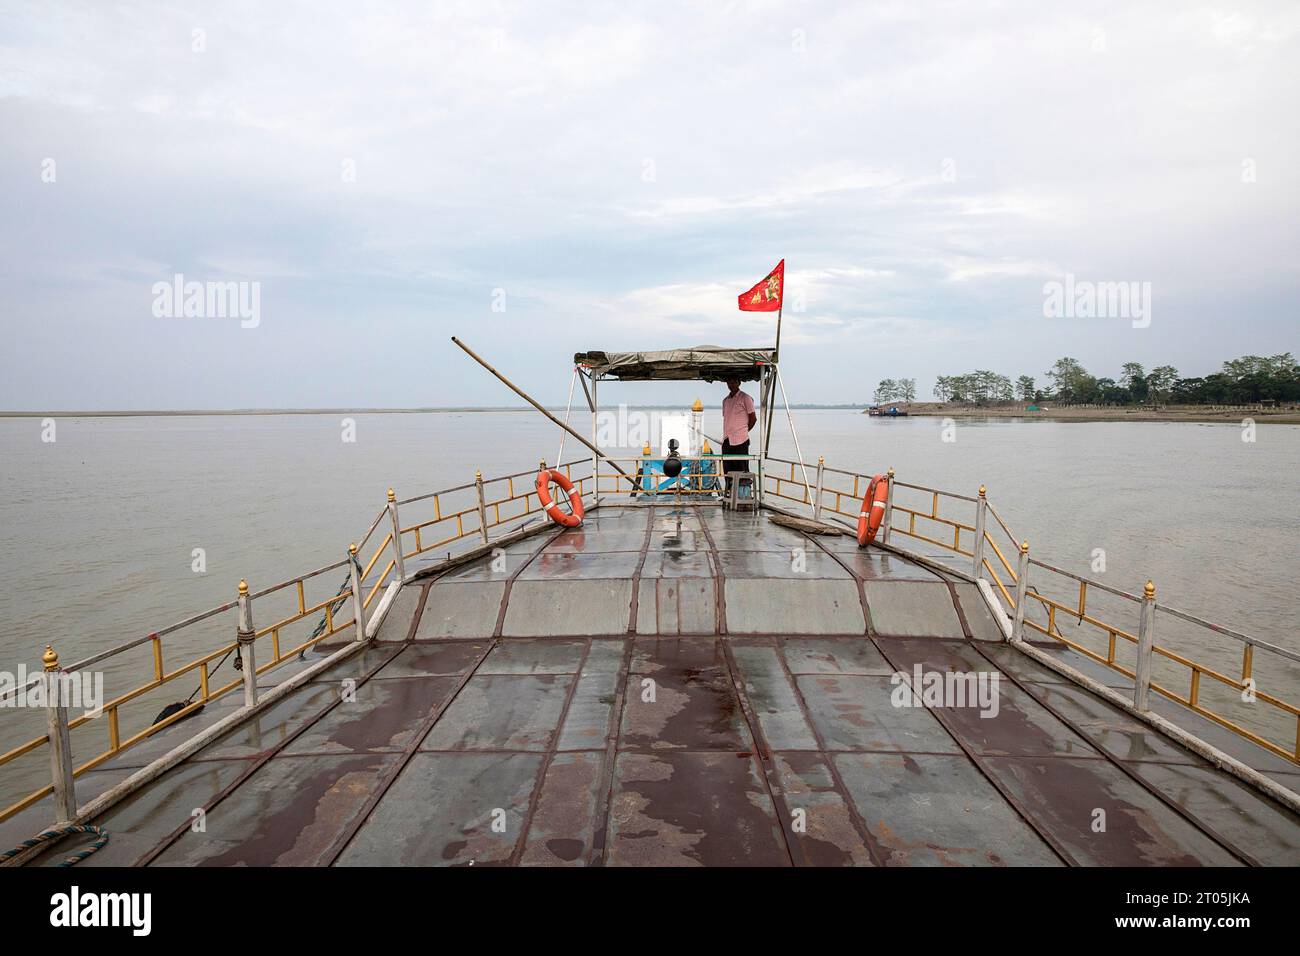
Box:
721, 376, 757, 491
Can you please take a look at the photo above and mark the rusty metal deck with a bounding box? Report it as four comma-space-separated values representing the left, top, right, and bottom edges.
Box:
22, 505, 1300, 866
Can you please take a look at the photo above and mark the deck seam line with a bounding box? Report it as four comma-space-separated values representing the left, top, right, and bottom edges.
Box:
273, 746, 1111, 758
133, 641, 408, 867
692, 505, 727, 634
794, 527, 873, 637
492, 525, 570, 637
868, 637, 1079, 866
769, 636, 890, 866
693, 511, 799, 866
716, 638, 799, 867
965, 641, 1261, 866
944, 580, 975, 640
794, 529, 1071, 863
400, 577, 435, 643
626, 505, 655, 633
242, 746, 1133, 759
587, 634, 637, 866
746, 522, 890, 864
323, 530, 560, 865
321, 640, 499, 866
509, 637, 595, 864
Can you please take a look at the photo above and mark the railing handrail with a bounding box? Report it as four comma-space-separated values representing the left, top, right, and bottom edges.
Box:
0, 453, 611, 824
761, 452, 1300, 766
1155, 603, 1300, 663
395, 455, 593, 505
1026, 557, 1143, 603
769, 452, 1292, 660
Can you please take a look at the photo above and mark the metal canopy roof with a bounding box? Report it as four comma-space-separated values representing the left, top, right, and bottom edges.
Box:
574, 346, 776, 382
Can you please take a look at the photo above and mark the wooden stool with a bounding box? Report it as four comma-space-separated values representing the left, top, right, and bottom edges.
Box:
726, 471, 757, 512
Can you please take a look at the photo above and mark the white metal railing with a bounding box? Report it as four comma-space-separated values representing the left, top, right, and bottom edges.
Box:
8, 448, 1296, 836
763, 455, 1300, 767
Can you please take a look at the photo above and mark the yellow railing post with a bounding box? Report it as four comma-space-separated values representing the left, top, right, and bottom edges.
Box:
42, 644, 77, 822
881, 467, 895, 543
813, 457, 825, 518
972, 485, 987, 579
348, 544, 367, 641
387, 488, 407, 583
1011, 541, 1030, 642
235, 579, 258, 708
474, 470, 490, 544
1134, 580, 1157, 711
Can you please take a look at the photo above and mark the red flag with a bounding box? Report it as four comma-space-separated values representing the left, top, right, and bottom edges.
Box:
737, 259, 784, 312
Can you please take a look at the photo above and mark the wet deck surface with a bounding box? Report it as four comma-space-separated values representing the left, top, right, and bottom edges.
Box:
25, 504, 1300, 866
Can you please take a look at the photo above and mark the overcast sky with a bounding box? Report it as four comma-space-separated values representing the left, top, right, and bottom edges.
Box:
2, 1, 1296, 410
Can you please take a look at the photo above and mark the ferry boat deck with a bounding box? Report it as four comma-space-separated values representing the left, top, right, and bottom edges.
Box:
12, 501, 1299, 867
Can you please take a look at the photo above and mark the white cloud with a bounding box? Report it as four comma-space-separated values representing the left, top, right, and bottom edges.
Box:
945, 259, 1060, 282
1, 0, 1297, 408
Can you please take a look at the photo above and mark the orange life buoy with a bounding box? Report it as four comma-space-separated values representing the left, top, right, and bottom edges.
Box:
537, 468, 585, 527
856, 473, 890, 547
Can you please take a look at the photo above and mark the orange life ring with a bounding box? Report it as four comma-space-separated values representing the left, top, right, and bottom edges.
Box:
537, 468, 585, 527
856, 473, 890, 547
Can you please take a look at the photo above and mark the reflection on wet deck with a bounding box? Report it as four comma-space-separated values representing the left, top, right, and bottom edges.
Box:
24, 505, 1300, 867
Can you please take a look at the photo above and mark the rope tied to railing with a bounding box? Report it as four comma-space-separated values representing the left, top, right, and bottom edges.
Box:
309, 573, 353, 646
1, 825, 108, 867
167, 572, 350, 716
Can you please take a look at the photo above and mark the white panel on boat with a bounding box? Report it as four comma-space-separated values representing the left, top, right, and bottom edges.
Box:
724, 579, 865, 634
373, 584, 422, 643
635, 577, 715, 635
864, 581, 964, 638
658, 413, 694, 456
416, 582, 506, 639
502, 579, 634, 636
952, 582, 1004, 641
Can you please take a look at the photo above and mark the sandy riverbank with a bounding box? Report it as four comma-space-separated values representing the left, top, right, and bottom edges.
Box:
876, 403, 1300, 424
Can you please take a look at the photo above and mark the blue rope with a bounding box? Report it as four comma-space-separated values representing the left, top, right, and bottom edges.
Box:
0, 824, 108, 867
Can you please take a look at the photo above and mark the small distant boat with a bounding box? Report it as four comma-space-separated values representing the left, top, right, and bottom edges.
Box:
868, 405, 908, 417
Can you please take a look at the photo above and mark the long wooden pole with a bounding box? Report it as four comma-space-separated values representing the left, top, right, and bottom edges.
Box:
450, 336, 633, 482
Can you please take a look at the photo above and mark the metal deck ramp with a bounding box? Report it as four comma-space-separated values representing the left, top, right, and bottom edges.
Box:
17, 506, 1300, 867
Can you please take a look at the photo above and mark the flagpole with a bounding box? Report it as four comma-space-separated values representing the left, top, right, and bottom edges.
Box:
766, 270, 784, 452
774, 302, 782, 365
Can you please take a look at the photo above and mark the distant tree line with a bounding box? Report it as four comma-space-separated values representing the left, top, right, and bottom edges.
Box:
932, 353, 1298, 406
934, 371, 1020, 404
873, 378, 916, 404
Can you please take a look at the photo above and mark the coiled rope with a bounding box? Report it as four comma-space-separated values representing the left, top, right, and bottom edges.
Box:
1, 824, 108, 867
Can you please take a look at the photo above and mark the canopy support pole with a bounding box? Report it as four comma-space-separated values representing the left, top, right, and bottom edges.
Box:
555, 365, 578, 467
756, 365, 767, 506
763, 364, 777, 450
591, 372, 599, 501
775, 365, 812, 497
